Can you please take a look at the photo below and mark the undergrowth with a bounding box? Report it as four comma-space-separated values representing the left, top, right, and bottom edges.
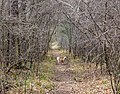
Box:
3, 55, 56, 94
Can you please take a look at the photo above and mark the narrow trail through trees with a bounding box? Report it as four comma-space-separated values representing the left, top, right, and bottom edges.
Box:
49, 51, 80, 94
48, 50, 113, 94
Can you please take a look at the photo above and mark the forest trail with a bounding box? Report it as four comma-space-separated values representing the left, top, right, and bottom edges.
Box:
48, 50, 79, 94
50, 63, 77, 94
48, 50, 113, 94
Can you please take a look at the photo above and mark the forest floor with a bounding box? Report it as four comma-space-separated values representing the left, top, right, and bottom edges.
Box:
5, 50, 113, 94
48, 50, 113, 94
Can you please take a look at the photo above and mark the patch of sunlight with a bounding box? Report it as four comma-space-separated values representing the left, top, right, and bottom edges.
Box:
50, 41, 60, 50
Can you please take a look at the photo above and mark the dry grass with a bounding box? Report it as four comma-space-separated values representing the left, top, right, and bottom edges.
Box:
4, 55, 56, 94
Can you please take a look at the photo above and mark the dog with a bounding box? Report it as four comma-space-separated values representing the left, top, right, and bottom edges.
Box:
56, 56, 67, 64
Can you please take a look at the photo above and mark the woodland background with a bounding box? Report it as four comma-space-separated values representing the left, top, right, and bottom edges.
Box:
0, 0, 120, 94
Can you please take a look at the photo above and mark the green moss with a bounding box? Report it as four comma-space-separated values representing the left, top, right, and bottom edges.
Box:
102, 80, 108, 85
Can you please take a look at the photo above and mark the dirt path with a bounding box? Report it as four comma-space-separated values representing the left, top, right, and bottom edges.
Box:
49, 63, 113, 94
48, 50, 113, 94
50, 64, 79, 94
48, 50, 80, 94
